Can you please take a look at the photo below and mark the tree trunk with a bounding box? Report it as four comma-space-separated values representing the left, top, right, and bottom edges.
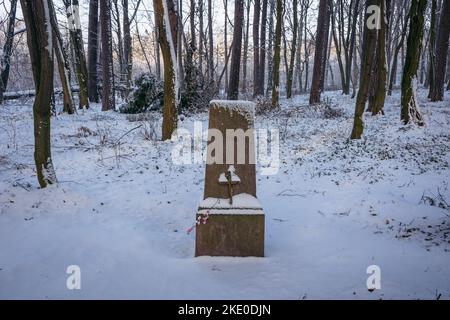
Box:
0, 0, 18, 104
350, 0, 379, 139
427, 0, 437, 94
64, 0, 89, 109
242, 0, 251, 92
388, 8, 409, 95
253, 0, 261, 96
227, 0, 244, 100
207, 0, 214, 83
271, 0, 282, 107
21, 0, 57, 188
266, 0, 275, 96
88, 0, 99, 103
123, 0, 133, 97
400, 0, 427, 125
49, 0, 75, 114
258, 0, 268, 95
154, 0, 179, 139
309, 0, 330, 105
371, 0, 387, 115
286, 0, 298, 99
429, 0, 450, 101
100, 0, 115, 111
319, 0, 331, 92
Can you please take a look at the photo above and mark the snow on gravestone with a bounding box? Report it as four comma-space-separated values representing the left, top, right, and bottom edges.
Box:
195, 100, 265, 257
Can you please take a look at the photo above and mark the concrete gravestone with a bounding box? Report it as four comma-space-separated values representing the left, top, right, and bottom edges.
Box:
195, 100, 265, 257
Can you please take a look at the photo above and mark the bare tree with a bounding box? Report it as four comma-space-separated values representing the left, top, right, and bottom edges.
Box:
309, 0, 331, 105
154, 0, 179, 139
271, 0, 282, 106
20, 0, 57, 188
0, 0, 18, 104
350, 0, 379, 139
49, 0, 75, 114
400, 0, 427, 125
227, 0, 244, 100
429, 0, 450, 101
286, 0, 298, 98
88, 0, 99, 103
63, 0, 89, 109
100, 0, 115, 111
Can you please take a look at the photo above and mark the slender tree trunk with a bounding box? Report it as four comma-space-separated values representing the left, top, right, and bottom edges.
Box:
258, 0, 268, 95
88, 0, 99, 103
401, 0, 427, 125
429, 0, 450, 101
50, 0, 75, 114
154, 0, 179, 139
253, 0, 261, 96
64, 0, 89, 109
388, 8, 409, 95
207, 0, 214, 83
223, 0, 228, 93
123, 0, 133, 97
309, 0, 330, 105
0, 0, 18, 104
100, 0, 115, 111
198, 0, 204, 78
371, 0, 387, 115
286, 0, 298, 98
350, 0, 378, 139
266, 0, 275, 96
227, 0, 244, 100
21, 0, 57, 188
271, 0, 282, 107
242, 0, 251, 92
427, 0, 437, 95
319, 0, 331, 92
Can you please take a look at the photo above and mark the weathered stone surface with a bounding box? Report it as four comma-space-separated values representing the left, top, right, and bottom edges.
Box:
195, 100, 265, 257
203, 100, 257, 199
195, 213, 265, 257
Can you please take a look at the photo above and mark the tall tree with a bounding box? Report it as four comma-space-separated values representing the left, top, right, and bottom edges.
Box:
429, 0, 450, 101
100, 0, 115, 111
258, 0, 268, 95
49, 0, 75, 114
266, 0, 275, 96
401, 0, 427, 125
271, 0, 282, 106
207, 0, 214, 83
0, 0, 18, 104
63, 0, 89, 109
154, 0, 179, 139
427, 0, 437, 96
227, 0, 244, 100
242, 0, 251, 92
350, 0, 379, 139
309, 0, 331, 105
88, 0, 99, 103
20, 0, 57, 188
371, 0, 388, 115
286, 0, 298, 98
253, 0, 261, 96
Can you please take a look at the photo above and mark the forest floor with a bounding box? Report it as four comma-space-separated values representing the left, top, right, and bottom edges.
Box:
0, 89, 449, 299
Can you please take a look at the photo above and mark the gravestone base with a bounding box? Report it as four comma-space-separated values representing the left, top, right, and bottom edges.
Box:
195, 210, 265, 257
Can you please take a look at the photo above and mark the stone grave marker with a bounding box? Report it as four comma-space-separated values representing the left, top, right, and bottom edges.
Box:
195, 100, 265, 257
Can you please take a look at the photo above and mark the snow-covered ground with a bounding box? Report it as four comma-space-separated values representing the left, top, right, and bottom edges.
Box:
0, 89, 449, 299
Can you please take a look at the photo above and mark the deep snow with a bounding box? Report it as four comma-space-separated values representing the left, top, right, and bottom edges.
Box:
0, 89, 449, 299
